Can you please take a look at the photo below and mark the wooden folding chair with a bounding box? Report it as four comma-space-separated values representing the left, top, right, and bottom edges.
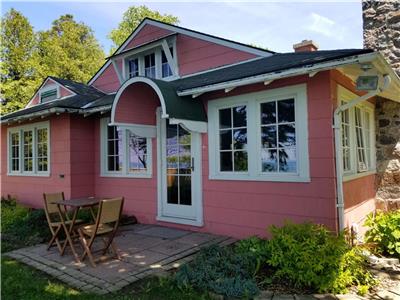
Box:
43, 192, 82, 253
78, 197, 124, 267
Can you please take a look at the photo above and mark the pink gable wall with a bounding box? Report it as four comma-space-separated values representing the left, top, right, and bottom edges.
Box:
125, 24, 173, 49
176, 34, 256, 75
27, 79, 74, 107
92, 61, 121, 94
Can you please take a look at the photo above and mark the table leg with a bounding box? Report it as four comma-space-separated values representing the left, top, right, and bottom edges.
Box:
58, 205, 81, 263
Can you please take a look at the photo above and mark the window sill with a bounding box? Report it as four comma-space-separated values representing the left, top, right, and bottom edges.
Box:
209, 173, 311, 183
7, 172, 50, 177
156, 215, 204, 227
100, 172, 152, 179
343, 170, 376, 182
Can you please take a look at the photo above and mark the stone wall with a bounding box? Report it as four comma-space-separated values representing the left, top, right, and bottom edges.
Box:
363, 0, 400, 206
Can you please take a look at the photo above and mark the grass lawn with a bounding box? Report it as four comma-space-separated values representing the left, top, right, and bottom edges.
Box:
1, 256, 211, 300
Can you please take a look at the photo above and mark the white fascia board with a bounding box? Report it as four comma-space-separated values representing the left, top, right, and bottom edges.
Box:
177, 52, 379, 97
1, 108, 79, 124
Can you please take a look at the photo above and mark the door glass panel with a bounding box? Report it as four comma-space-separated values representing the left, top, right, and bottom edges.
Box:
166, 120, 192, 206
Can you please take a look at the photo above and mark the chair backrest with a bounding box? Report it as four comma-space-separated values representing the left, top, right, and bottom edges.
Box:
43, 192, 66, 224
97, 197, 124, 225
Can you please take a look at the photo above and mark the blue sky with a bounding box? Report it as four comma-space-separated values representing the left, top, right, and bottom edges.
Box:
1, 1, 363, 54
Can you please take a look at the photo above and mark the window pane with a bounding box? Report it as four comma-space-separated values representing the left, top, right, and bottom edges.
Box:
261, 126, 277, 148
220, 152, 233, 171
128, 132, 147, 172
179, 176, 192, 205
161, 48, 174, 78
219, 130, 231, 150
233, 106, 247, 127
261, 149, 277, 172
233, 129, 247, 149
278, 124, 296, 146
279, 148, 296, 172
107, 126, 123, 171
144, 53, 156, 78
37, 128, 48, 172
261, 101, 276, 125
234, 151, 248, 171
41, 89, 57, 102
23, 131, 33, 171
167, 175, 179, 204
278, 99, 295, 123
10, 132, 20, 171
219, 108, 231, 129
129, 58, 139, 78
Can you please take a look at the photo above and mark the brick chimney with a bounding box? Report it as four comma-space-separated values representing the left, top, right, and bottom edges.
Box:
293, 40, 319, 52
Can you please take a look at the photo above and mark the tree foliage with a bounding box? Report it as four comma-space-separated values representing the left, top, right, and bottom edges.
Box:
1, 10, 104, 114
36, 14, 104, 82
1, 9, 39, 113
108, 5, 179, 53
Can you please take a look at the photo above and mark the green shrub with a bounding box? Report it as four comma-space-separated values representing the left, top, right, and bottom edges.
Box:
175, 245, 259, 298
1, 198, 51, 252
265, 222, 376, 294
330, 247, 377, 295
235, 236, 269, 276
364, 210, 400, 258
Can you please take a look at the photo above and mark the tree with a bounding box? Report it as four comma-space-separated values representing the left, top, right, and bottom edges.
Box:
1, 8, 40, 113
37, 14, 104, 82
108, 5, 179, 53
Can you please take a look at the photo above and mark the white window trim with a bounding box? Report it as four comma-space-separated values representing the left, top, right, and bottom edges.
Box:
338, 85, 376, 181
39, 84, 60, 103
208, 84, 310, 182
7, 121, 50, 177
123, 37, 178, 81
100, 118, 152, 178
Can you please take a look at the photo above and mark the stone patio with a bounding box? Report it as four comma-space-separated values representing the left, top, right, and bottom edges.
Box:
5, 224, 236, 294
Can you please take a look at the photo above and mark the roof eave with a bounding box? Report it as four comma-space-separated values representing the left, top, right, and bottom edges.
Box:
177, 52, 380, 97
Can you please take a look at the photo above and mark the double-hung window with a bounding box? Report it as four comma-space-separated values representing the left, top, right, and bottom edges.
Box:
208, 84, 309, 182
339, 86, 375, 178
40, 88, 58, 103
8, 121, 50, 176
128, 58, 139, 78
101, 118, 152, 177
144, 53, 156, 78
161, 47, 174, 78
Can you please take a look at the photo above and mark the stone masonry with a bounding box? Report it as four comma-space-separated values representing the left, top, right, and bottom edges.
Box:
363, 0, 400, 207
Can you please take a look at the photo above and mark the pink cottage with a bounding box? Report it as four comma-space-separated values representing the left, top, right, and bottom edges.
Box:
1, 19, 400, 238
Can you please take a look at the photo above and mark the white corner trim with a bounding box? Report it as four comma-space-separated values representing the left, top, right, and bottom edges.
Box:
111, 77, 169, 125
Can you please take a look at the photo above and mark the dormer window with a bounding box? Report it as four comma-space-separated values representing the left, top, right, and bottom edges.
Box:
128, 58, 139, 78
124, 41, 177, 81
144, 53, 156, 78
161, 48, 173, 78
40, 87, 58, 103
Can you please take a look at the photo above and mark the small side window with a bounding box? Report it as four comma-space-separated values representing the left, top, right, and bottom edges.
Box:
40, 89, 58, 102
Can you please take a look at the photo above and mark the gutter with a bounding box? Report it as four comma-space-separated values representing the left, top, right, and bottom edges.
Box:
333, 74, 391, 231
1, 108, 79, 125
177, 52, 377, 97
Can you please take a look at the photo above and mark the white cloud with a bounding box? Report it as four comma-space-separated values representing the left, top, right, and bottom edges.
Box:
306, 12, 343, 40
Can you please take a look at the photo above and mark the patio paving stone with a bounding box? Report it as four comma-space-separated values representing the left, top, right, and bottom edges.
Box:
4, 224, 233, 295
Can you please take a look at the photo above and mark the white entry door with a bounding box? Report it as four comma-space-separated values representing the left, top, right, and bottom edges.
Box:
158, 116, 202, 225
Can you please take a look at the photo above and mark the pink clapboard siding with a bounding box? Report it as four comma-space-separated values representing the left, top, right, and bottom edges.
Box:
114, 82, 159, 125
176, 34, 257, 76
92, 60, 122, 93
125, 24, 173, 49
1, 115, 73, 206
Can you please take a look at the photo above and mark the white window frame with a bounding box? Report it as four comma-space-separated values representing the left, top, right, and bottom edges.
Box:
100, 118, 152, 178
208, 84, 309, 182
7, 121, 50, 177
124, 38, 178, 81
338, 86, 376, 182
39, 84, 60, 103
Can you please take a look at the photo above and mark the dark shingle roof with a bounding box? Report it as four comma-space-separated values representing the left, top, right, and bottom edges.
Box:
2, 48, 374, 122
172, 49, 374, 91
49, 76, 105, 98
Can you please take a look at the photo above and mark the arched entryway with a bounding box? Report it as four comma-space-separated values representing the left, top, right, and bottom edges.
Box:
110, 77, 206, 226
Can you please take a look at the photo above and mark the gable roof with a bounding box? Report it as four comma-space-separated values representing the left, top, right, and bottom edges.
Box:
88, 18, 274, 86
49, 76, 104, 98
172, 49, 374, 92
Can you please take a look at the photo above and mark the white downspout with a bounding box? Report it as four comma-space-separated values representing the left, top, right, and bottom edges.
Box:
333, 74, 391, 232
